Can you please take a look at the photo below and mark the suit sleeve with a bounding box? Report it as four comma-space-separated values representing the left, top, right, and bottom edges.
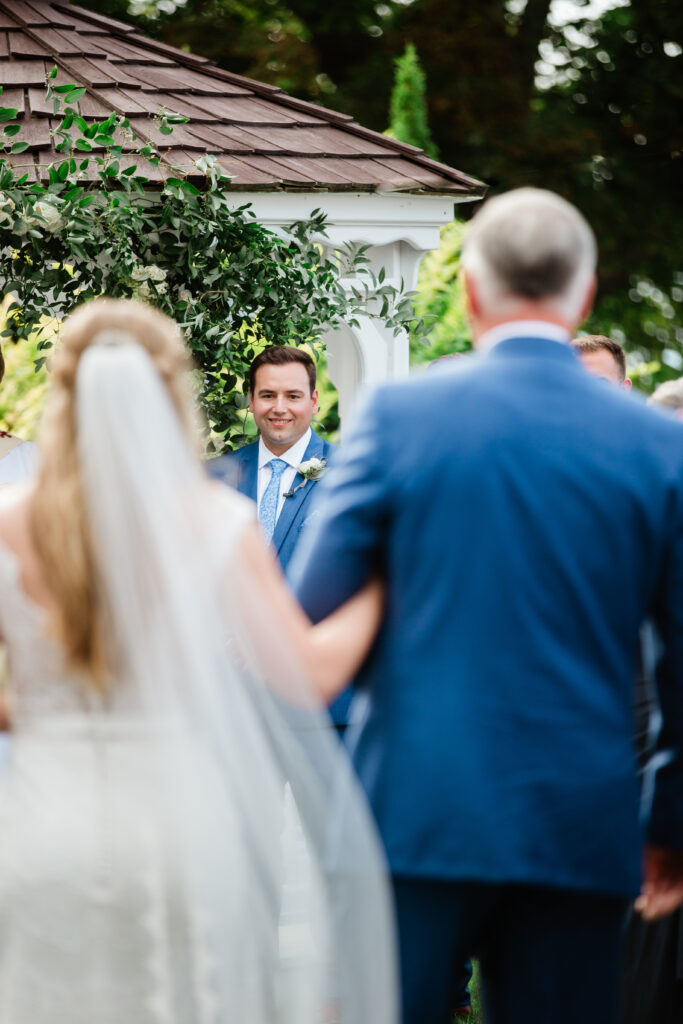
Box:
288, 393, 391, 623
649, 463, 683, 850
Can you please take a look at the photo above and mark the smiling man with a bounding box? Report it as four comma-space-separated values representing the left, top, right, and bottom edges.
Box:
208, 345, 336, 573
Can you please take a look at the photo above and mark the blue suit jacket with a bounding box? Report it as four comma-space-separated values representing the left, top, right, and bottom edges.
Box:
290, 337, 683, 896
208, 429, 336, 574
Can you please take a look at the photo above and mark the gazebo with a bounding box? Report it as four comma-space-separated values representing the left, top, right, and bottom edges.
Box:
0, 0, 485, 418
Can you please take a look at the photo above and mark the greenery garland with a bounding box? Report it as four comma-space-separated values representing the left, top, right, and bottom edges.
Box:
0, 69, 429, 450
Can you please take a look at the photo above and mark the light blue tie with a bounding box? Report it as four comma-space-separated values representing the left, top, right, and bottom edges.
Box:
258, 458, 288, 541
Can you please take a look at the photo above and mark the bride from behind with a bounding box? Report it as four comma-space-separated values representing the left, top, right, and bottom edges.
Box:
0, 298, 396, 1024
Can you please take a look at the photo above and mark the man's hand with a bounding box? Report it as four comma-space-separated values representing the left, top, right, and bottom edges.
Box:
635, 845, 683, 920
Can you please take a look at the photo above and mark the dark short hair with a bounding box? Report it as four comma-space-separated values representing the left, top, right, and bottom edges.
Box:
249, 345, 316, 395
571, 335, 626, 381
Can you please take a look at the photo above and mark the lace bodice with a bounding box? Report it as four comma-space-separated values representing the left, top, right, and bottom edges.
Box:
0, 537, 101, 723
0, 485, 256, 727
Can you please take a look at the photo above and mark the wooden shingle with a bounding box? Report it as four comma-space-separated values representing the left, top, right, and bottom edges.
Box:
0, 0, 484, 196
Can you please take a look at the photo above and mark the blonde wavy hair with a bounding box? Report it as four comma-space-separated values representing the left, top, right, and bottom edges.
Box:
31, 298, 196, 685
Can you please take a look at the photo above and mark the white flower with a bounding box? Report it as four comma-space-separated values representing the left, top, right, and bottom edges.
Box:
154, 280, 168, 294
147, 264, 167, 282
284, 456, 328, 498
137, 280, 152, 299
29, 200, 64, 233
177, 287, 193, 305
130, 266, 150, 282
0, 193, 15, 228
297, 457, 326, 480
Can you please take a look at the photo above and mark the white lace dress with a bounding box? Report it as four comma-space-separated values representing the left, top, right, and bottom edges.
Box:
0, 518, 274, 1024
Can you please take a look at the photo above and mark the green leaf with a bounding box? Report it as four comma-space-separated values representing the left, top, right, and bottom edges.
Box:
49, 66, 58, 80
64, 88, 86, 104
10, 141, 29, 154
54, 83, 78, 94
3, 123, 21, 137
0, 108, 19, 123
74, 139, 93, 152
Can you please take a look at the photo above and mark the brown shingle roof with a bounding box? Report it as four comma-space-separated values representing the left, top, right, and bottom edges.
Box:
0, 0, 485, 196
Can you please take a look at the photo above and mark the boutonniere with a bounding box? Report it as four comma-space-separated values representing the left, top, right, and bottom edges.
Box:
283, 457, 328, 498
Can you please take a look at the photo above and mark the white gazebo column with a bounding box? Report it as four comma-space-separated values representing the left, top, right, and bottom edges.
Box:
232, 191, 474, 423
323, 239, 427, 425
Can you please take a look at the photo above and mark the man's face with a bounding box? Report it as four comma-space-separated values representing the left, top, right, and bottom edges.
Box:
250, 362, 318, 455
577, 348, 627, 388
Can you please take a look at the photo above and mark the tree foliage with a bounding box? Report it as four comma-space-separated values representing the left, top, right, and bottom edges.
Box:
387, 44, 438, 158
410, 220, 469, 365
69, 0, 683, 383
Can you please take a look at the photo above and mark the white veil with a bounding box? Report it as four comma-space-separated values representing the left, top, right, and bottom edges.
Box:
75, 338, 398, 1023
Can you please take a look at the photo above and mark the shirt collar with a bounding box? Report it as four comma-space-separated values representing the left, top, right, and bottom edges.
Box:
258, 427, 312, 470
477, 320, 571, 354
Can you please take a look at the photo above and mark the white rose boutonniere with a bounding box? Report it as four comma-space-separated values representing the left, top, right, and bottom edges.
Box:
284, 457, 328, 498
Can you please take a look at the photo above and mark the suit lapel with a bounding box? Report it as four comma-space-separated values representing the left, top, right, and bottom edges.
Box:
272, 432, 325, 555
237, 443, 259, 501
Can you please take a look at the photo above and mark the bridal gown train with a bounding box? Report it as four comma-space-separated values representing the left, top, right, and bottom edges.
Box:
0, 497, 288, 1024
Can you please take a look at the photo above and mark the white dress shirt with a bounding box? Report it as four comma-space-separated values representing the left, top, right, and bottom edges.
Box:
477, 320, 571, 353
257, 427, 312, 524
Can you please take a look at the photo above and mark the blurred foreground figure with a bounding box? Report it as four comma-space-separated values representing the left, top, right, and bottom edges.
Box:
0, 341, 39, 487
291, 188, 683, 1024
0, 343, 40, 767
0, 299, 397, 1024
618, 377, 683, 1024
649, 377, 683, 420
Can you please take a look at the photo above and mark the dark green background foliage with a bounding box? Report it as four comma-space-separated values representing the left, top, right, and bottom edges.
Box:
77, 0, 682, 384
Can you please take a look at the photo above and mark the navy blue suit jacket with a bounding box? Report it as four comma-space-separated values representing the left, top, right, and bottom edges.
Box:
208, 429, 336, 574
290, 336, 683, 897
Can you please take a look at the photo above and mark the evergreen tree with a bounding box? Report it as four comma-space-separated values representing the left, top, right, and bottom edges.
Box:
387, 44, 439, 159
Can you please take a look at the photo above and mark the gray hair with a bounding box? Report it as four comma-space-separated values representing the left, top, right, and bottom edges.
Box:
461, 188, 597, 322
649, 377, 683, 413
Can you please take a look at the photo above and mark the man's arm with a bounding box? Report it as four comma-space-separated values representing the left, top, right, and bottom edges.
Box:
289, 394, 391, 623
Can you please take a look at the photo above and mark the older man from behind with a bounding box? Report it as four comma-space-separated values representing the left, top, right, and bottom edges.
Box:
291, 188, 683, 1024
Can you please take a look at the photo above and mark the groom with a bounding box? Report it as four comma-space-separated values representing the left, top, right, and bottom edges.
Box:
290, 189, 683, 1024
208, 345, 335, 574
